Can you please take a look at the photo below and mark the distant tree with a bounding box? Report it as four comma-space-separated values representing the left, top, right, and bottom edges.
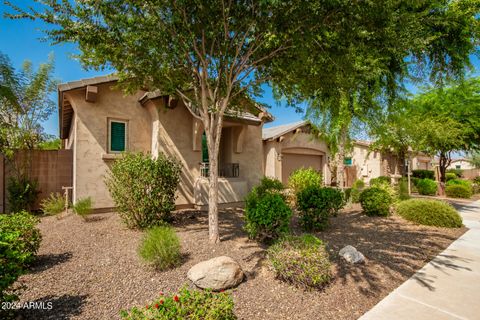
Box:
38, 138, 61, 150
469, 152, 480, 169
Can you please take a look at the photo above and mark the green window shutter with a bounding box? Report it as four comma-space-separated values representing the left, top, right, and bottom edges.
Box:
344, 157, 352, 166
202, 132, 209, 162
110, 122, 126, 152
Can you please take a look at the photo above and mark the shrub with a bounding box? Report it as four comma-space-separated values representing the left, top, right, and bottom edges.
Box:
288, 168, 322, 198
359, 187, 392, 216
244, 191, 292, 242
412, 169, 435, 180
398, 178, 410, 200
105, 152, 181, 229
120, 287, 236, 320
255, 176, 284, 197
446, 178, 472, 188
138, 226, 181, 270
369, 176, 391, 186
445, 184, 472, 199
40, 193, 65, 215
445, 172, 457, 181
267, 234, 332, 289
343, 188, 352, 203
296, 186, 344, 231
446, 168, 463, 178
73, 197, 93, 220
0, 212, 41, 303
396, 199, 462, 228
351, 179, 365, 203
416, 178, 437, 196
7, 176, 39, 212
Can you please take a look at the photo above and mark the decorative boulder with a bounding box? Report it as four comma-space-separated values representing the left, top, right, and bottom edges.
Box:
187, 256, 244, 290
339, 245, 365, 264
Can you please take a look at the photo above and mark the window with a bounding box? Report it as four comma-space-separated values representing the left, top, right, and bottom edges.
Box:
456, 165, 461, 169
201, 132, 209, 162
344, 157, 352, 166
108, 119, 127, 153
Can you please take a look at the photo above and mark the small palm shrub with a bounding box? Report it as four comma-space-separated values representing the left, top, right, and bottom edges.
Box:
0, 212, 41, 304
445, 172, 457, 181
296, 186, 344, 231
359, 187, 392, 216
120, 287, 236, 320
105, 152, 181, 229
288, 168, 322, 204
416, 178, 437, 196
268, 235, 332, 289
7, 177, 39, 212
396, 199, 462, 228
139, 226, 181, 270
244, 190, 292, 242
412, 169, 435, 180
73, 197, 93, 220
351, 179, 365, 203
445, 184, 472, 199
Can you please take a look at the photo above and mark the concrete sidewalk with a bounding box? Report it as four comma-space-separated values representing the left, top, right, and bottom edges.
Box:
360, 201, 480, 320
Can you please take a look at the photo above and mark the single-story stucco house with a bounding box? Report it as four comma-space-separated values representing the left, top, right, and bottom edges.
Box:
58, 75, 272, 211
446, 158, 476, 170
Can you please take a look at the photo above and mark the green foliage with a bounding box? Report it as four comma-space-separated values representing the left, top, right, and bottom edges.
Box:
244, 191, 292, 243
40, 192, 65, 215
416, 179, 438, 196
138, 226, 181, 271
120, 287, 236, 320
359, 187, 393, 217
255, 177, 284, 197
412, 170, 435, 180
0, 212, 41, 303
446, 179, 472, 188
398, 178, 410, 201
447, 168, 463, 178
396, 199, 462, 228
38, 138, 61, 150
267, 235, 332, 290
7, 176, 39, 212
351, 179, 365, 203
445, 184, 472, 199
296, 186, 344, 231
369, 176, 391, 186
73, 197, 93, 220
288, 167, 322, 199
446, 172, 458, 181
105, 152, 181, 229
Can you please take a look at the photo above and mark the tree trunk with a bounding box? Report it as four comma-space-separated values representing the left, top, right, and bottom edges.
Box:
336, 125, 348, 188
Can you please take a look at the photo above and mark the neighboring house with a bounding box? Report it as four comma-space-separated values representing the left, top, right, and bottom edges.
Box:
447, 158, 476, 170
345, 140, 383, 185
262, 121, 331, 184
58, 75, 272, 210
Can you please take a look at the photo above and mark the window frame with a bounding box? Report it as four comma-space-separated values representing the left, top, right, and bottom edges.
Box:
107, 118, 128, 154
344, 157, 353, 166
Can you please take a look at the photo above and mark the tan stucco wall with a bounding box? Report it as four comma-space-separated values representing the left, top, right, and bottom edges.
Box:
65, 84, 152, 208
447, 159, 475, 170
263, 129, 331, 184
65, 85, 265, 209
348, 144, 382, 184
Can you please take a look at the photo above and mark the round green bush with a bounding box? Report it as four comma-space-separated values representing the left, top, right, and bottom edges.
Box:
412, 169, 435, 180
416, 178, 437, 196
350, 179, 365, 203
255, 176, 284, 197
396, 199, 462, 228
139, 226, 182, 270
445, 172, 457, 181
267, 234, 332, 289
359, 187, 392, 216
446, 178, 472, 188
244, 190, 292, 242
105, 152, 181, 229
445, 184, 472, 199
120, 287, 236, 320
288, 168, 322, 198
369, 176, 391, 186
296, 186, 344, 231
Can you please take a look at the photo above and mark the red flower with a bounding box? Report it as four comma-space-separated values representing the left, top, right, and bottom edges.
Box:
145, 305, 149, 309
159, 291, 164, 296
173, 295, 179, 302
220, 289, 225, 293
154, 304, 159, 309
159, 300, 164, 305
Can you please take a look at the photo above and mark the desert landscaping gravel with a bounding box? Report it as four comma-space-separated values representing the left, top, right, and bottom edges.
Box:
16, 205, 466, 320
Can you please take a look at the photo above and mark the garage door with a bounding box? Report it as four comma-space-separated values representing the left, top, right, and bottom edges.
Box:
282, 153, 322, 184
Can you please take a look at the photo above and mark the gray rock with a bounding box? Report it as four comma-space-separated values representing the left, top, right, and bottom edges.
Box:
339, 245, 365, 264
187, 256, 244, 290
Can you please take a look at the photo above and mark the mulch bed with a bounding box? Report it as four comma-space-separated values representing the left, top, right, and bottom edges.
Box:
16, 205, 466, 320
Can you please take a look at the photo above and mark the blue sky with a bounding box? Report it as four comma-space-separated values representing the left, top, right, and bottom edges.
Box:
0, 4, 478, 137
